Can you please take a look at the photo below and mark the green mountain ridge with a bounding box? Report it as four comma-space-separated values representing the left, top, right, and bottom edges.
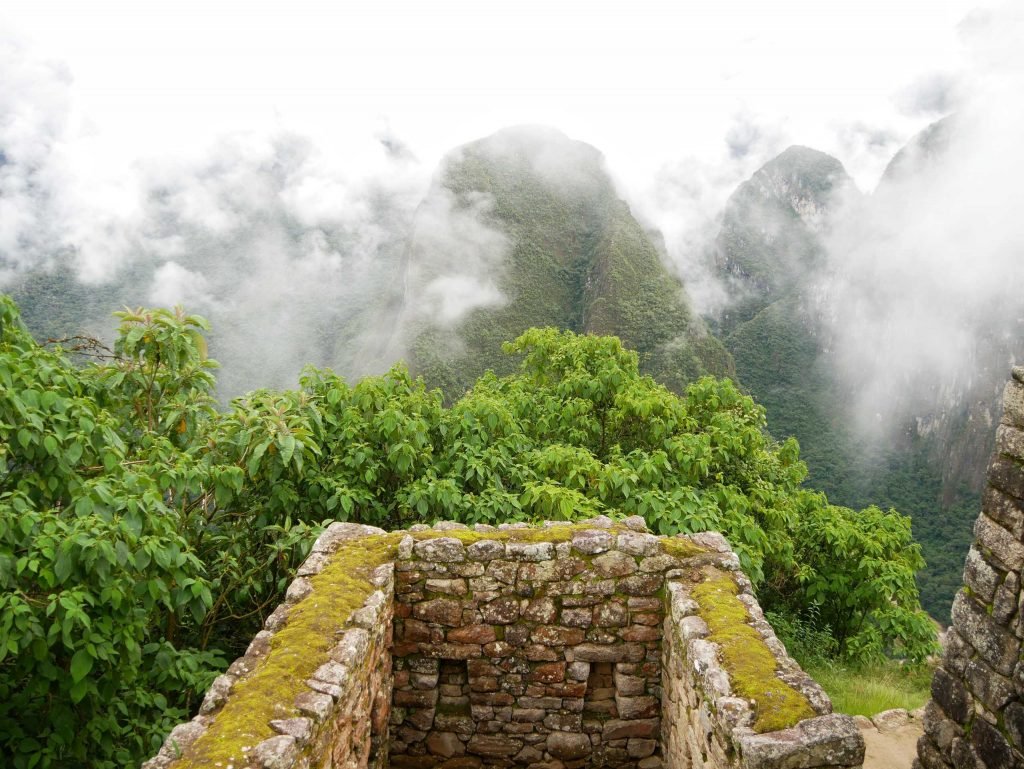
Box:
395, 126, 734, 396
713, 128, 1011, 620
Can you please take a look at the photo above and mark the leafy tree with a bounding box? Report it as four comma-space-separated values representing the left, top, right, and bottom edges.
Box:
0, 300, 222, 768
0, 299, 936, 768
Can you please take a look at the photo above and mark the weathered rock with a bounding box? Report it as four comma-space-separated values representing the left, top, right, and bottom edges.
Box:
269, 717, 313, 745
448, 625, 497, 644
546, 732, 591, 760
467, 735, 523, 757
415, 598, 465, 627
737, 714, 864, 769
871, 708, 910, 733
962, 547, 1002, 603
415, 537, 467, 563
616, 532, 661, 558
950, 591, 1020, 675
506, 541, 555, 562
974, 514, 1024, 571
602, 718, 660, 740
571, 530, 614, 554
971, 717, 1014, 769
251, 735, 298, 769
593, 551, 638, 578
427, 732, 466, 757
931, 667, 972, 724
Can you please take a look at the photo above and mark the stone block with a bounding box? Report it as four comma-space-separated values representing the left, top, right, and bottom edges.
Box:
613, 671, 647, 696
448, 625, 497, 644
619, 625, 662, 642
963, 547, 1002, 604
1002, 379, 1024, 430
737, 713, 863, 769
414, 537, 467, 563
481, 597, 521, 624
871, 708, 910, 732
996, 424, 1024, 461
618, 574, 664, 596
1004, 701, 1024, 750
950, 590, 1021, 674
593, 551, 638, 578
523, 598, 559, 624
922, 700, 958, 752
530, 662, 566, 683
572, 530, 614, 554
616, 532, 661, 557
594, 601, 628, 628
531, 626, 586, 646
546, 732, 591, 760
561, 608, 593, 628
506, 542, 555, 562
971, 717, 1014, 769
467, 735, 523, 757
414, 598, 464, 627
427, 578, 469, 595
602, 718, 660, 740
988, 457, 1024, 502
614, 695, 658, 719
983, 486, 1024, 538
573, 643, 644, 663
251, 735, 298, 769
269, 717, 313, 745
931, 667, 971, 724
544, 713, 583, 731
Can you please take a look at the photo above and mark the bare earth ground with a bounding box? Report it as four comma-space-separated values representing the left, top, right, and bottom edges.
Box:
861, 721, 923, 769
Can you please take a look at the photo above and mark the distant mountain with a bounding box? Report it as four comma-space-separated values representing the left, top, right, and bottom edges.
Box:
390, 126, 734, 396
711, 130, 1016, 620
714, 145, 855, 336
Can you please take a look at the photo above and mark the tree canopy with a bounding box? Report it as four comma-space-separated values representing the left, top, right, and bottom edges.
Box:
0, 298, 935, 768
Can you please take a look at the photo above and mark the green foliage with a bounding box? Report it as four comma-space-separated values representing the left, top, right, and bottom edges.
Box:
725, 295, 975, 621
0, 300, 224, 768
0, 297, 935, 767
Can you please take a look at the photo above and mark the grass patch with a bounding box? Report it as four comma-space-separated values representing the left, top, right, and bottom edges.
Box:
805, 660, 932, 717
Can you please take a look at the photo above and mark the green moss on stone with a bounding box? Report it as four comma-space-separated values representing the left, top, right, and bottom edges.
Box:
691, 570, 816, 733
660, 536, 706, 560
176, 532, 404, 767
171, 523, 708, 764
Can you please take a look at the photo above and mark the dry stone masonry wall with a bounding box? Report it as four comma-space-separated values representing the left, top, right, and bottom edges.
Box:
916, 367, 1024, 769
146, 517, 864, 769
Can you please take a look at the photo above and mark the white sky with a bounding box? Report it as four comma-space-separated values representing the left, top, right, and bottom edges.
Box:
3, 0, 983, 194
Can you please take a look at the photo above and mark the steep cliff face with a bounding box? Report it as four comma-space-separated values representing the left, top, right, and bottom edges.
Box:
714, 146, 855, 337
394, 126, 733, 396
713, 129, 1022, 620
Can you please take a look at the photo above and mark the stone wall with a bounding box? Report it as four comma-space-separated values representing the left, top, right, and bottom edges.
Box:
916, 367, 1024, 769
144, 518, 865, 769
142, 523, 396, 769
389, 518, 673, 769
660, 535, 863, 769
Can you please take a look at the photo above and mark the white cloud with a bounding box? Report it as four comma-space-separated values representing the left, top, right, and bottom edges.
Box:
0, 0, 1010, 395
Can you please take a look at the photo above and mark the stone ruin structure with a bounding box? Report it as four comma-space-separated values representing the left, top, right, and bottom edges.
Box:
144, 515, 864, 769
916, 367, 1024, 769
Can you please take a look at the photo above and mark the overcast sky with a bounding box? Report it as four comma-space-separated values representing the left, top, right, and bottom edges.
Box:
4, 0, 1017, 400
4, 0, 982, 196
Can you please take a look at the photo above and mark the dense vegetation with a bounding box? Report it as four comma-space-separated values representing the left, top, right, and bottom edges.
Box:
0, 296, 935, 768
713, 143, 986, 621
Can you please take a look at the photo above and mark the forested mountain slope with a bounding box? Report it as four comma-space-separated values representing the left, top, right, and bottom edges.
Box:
391, 126, 734, 396
715, 129, 1017, 620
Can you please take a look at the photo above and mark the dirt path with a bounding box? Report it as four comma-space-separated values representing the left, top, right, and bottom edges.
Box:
861, 720, 923, 769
